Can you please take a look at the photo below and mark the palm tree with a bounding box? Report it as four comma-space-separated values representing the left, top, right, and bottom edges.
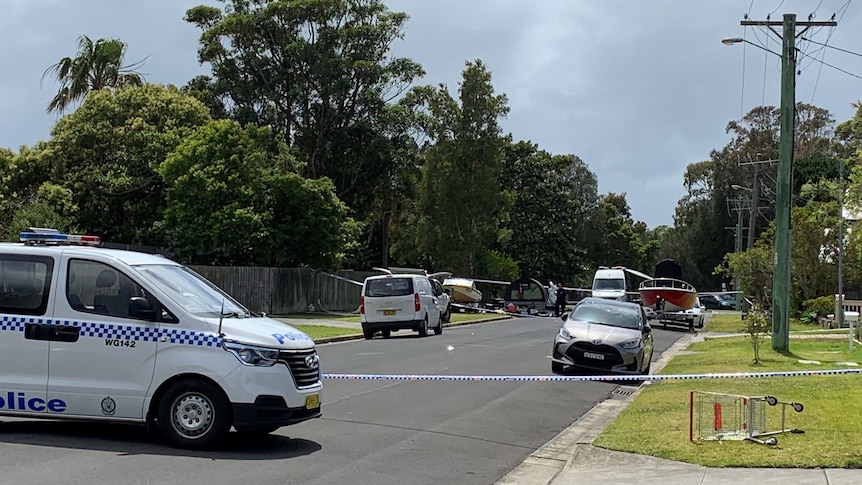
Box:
42, 34, 147, 115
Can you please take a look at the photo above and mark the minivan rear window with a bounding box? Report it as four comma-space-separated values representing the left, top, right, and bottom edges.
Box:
365, 278, 413, 297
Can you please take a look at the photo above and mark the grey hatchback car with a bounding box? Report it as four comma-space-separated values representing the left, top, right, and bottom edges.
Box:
551, 297, 654, 375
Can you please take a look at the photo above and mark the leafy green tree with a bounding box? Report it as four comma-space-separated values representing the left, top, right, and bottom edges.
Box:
45, 84, 212, 244
3, 183, 79, 241
159, 119, 351, 268
0, 145, 56, 233
42, 35, 145, 115
837, 101, 862, 164
588, 193, 653, 272
499, 140, 598, 284
184, 0, 424, 222
417, 60, 510, 276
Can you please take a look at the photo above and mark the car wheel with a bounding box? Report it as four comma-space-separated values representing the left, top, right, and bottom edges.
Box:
418, 316, 429, 337
157, 379, 231, 449
443, 306, 451, 323
551, 361, 565, 373
381, 329, 391, 339
641, 362, 652, 375
363, 328, 374, 340
434, 316, 443, 335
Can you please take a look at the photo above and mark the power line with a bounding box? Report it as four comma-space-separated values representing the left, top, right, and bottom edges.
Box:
797, 48, 862, 79
769, 0, 785, 16
800, 36, 862, 58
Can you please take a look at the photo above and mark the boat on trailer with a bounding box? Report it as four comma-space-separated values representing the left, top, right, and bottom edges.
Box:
638, 259, 698, 312
638, 277, 697, 312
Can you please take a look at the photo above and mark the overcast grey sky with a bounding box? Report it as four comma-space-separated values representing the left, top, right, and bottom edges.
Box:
2, 0, 860, 228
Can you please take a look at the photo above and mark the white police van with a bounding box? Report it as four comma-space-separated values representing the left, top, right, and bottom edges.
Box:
0, 228, 321, 449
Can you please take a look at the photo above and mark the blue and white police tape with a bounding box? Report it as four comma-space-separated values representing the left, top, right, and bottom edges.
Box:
323, 367, 862, 382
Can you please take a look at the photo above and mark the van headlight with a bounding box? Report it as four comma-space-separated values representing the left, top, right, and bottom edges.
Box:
223, 341, 279, 367
619, 338, 642, 350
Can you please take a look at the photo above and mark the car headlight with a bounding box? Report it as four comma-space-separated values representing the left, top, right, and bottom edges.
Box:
620, 338, 642, 350
223, 341, 279, 367
558, 327, 573, 340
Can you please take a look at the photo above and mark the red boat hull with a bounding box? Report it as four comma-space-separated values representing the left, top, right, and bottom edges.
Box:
639, 285, 697, 312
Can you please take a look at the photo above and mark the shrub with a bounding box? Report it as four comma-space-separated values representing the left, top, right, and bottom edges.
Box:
802, 295, 835, 321
743, 304, 770, 364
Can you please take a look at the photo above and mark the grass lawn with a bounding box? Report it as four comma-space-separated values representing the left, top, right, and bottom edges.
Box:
291, 324, 360, 340
593, 332, 862, 467
705, 312, 821, 334
278, 311, 508, 341
274, 313, 361, 323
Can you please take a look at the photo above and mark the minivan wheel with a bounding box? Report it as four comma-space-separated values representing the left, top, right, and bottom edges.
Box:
157, 379, 231, 449
381, 329, 391, 339
418, 316, 429, 337
363, 328, 374, 340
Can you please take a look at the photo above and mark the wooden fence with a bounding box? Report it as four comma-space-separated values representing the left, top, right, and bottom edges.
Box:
188, 266, 379, 315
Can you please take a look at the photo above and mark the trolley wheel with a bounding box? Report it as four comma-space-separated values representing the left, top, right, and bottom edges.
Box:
765, 395, 778, 406
765, 437, 778, 446
792, 402, 804, 413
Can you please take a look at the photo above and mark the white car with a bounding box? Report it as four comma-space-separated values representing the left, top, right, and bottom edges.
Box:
684, 297, 707, 328
430, 278, 452, 323
0, 228, 322, 449
360, 274, 443, 339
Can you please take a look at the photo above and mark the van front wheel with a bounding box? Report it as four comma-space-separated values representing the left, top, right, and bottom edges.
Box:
157, 379, 231, 449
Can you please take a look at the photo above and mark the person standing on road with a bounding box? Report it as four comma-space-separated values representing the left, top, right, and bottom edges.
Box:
555, 283, 568, 317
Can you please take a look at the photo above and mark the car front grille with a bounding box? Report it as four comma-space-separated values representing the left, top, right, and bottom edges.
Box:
278, 349, 321, 389
566, 342, 623, 370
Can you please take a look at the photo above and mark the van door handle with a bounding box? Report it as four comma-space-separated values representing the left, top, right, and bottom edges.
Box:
51, 326, 80, 343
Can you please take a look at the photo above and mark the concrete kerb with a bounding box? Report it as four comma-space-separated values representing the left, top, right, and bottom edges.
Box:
496, 330, 702, 485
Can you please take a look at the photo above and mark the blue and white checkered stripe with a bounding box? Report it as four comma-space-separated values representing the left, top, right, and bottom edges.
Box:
0, 315, 40, 332
1, 314, 221, 347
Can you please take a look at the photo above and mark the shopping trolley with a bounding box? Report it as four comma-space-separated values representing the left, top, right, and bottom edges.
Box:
689, 390, 804, 446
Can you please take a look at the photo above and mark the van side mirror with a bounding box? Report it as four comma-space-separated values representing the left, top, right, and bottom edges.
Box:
129, 297, 157, 321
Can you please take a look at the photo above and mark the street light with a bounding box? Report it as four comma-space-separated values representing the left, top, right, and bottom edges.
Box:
721, 38, 783, 57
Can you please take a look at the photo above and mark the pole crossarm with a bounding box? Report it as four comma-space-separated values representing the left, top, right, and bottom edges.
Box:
740, 20, 837, 27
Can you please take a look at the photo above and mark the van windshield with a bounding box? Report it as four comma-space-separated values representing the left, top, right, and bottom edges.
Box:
135, 264, 251, 318
593, 278, 625, 291
365, 277, 414, 297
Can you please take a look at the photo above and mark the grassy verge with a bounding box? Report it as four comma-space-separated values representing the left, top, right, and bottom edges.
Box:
291, 324, 360, 340
280, 312, 508, 341
705, 312, 820, 333
593, 332, 862, 467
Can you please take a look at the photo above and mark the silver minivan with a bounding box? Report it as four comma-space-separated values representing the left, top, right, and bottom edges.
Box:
360, 274, 443, 339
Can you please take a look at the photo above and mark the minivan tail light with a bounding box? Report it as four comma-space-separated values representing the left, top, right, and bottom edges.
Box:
360, 296, 365, 314
414, 293, 421, 312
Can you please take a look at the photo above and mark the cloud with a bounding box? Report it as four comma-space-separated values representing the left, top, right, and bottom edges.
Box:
2, 0, 860, 228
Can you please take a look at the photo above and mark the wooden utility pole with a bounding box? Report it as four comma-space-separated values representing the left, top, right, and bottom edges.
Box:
739, 14, 837, 351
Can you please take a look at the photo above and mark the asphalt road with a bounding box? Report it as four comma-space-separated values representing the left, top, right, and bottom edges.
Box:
0, 316, 686, 485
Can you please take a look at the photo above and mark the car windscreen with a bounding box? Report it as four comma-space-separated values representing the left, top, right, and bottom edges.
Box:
365, 278, 414, 297
592, 278, 624, 291
135, 264, 250, 318
570, 302, 641, 329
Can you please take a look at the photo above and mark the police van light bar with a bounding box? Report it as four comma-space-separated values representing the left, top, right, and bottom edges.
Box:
20, 229, 101, 246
